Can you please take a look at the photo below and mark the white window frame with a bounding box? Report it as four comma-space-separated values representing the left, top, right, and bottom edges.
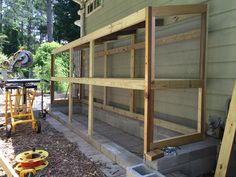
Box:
86, 0, 103, 17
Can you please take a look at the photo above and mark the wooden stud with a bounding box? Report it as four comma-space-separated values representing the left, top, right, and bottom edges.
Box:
79, 50, 83, 100
144, 6, 155, 154
88, 40, 95, 136
215, 82, 236, 177
51, 77, 203, 91
50, 54, 55, 104
151, 133, 203, 149
103, 42, 108, 105
0, 152, 19, 177
80, 99, 195, 134
198, 11, 207, 134
95, 29, 200, 58
68, 48, 74, 123
129, 35, 136, 112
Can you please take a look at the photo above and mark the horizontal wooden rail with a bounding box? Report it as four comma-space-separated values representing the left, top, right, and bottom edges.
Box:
80, 99, 195, 134
153, 4, 207, 16
151, 79, 203, 89
51, 77, 203, 90
52, 8, 146, 54
151, 132, 202, 149
95, 29, 200, 57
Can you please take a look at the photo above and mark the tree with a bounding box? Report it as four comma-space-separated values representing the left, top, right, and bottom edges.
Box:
33, 42, 69, 92
46, 0, 53, 42
54, 0, 80, 42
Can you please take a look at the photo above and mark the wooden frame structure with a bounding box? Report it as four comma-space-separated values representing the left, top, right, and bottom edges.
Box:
51, 4, 208, 160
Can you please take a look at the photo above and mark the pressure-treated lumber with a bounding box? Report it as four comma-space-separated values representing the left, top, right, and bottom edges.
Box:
215, 82, 236, 177
129, 35, 136, 112
68, 48, 74, 123
151, 133, 202, 149
144, 6, 155, 155
52, 8, 146, 54
50, 54, 55, 103
153, 4, 207, 16
80, 99, 195, 134
0, 152, 19, 177
103, 43, 108, 105
151, 79, 203, 89
88, 40, 95, 135
198, 11, 207, 134
51, 77, 203, 90
95, 29, 200, 57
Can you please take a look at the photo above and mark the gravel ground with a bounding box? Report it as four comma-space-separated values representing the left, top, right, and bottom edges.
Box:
0, 117, 107, 177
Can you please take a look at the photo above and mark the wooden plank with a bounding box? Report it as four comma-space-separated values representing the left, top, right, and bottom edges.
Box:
0, 152, 19, 177
215, 82, 236, 177
144, 6, 155, 155
80, 99, 195, 134
51, 77, 145, 90
151, 79, 203, 89
52, 8, 146, 54
198, 11, 207, 134
151, 133, 203, 149
52, 77, 204, 91
129, 35, 136, 112
95, 29, 200, 57
103, 43, 108, 105
68, 48, 74, 123
88, 40, 95, 136
50, 54, 55, 104
146, 149, 164, 161
152, 4, 207, 17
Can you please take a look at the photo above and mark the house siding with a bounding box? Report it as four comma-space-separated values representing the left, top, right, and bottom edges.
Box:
80, 0, 236, 129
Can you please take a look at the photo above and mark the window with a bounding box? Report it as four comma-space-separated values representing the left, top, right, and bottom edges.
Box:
86, 0, 102, 16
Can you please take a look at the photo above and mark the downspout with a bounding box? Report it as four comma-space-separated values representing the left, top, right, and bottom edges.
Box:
73, 0, 87, 37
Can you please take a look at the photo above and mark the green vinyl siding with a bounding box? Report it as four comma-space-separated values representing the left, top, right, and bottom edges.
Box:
80, 0, 236, 124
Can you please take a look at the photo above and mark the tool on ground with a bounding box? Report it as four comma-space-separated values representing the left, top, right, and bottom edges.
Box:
15, 148, 49, 177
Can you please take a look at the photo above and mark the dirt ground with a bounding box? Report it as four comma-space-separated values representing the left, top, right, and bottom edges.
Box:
0, 117, 107, 177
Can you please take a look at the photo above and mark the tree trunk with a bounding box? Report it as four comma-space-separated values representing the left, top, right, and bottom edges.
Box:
0, 0, 3, 33
47, 0, 53, 42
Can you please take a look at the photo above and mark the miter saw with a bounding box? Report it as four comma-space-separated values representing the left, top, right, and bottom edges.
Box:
0, 49, 47, 137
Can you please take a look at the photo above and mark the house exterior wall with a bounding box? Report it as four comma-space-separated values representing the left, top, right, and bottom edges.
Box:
80, 0, 236, 129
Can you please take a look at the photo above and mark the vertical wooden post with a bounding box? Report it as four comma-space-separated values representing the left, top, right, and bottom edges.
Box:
215, 82, 236, 177
50, 54, 55, 104
79, 50, 83, 100
129, 35, 136, 112
198, 11, 207, 135
88, 40, 95, 135
144, 7, 155, 155
69, 48, 74, 123
103, 42, 108, 106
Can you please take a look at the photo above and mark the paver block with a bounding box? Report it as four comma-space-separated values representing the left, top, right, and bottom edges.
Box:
127, 164, 165, 177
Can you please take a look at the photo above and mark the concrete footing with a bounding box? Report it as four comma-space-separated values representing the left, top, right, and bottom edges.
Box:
127, 164, 165, 177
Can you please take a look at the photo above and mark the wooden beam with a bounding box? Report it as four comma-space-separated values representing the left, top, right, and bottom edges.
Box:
0, 152, 19, 177
51, 77, 145, 90
144, 6, 155, 155
95, 29, 200, 57
50, 54, 55, 104
152, 4, 207, 17
215, 82, 236, 177
129, 35, 136, 112
197, 11, 207, 135
151, 133, 203, 149
103, 43, 108, 105
79, 50, 83, 100
151, 79, 203, 89
80, 99, 195, 134
52, 8, 146, 54
88, 40, 95, 136
68, 48, 74, 123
